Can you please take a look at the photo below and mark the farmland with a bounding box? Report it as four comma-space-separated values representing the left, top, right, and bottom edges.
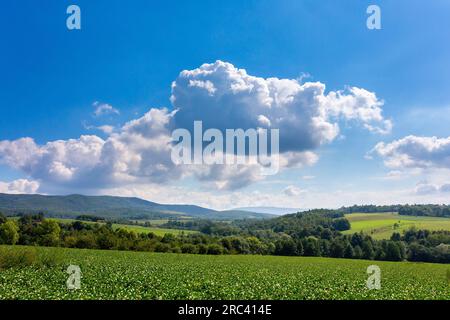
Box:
343, 213, 450, 240
111, 223, 197, 237
46, 218, 197, 237
1, 245, 449, 300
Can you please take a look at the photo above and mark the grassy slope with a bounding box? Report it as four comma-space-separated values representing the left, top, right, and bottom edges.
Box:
1, 245, 449, 299
343, 213, 450, 239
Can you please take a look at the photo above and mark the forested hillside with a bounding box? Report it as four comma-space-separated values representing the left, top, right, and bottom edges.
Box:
0, 193, 271, 220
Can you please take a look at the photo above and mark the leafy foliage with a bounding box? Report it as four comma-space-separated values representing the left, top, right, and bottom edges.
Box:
337, 204, 450, 217
1, 246, 449, 299
1, 209, 449, 263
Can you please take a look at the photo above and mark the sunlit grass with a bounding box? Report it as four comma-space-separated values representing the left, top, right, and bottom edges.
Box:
343, 213, 450, 239
1, 245, 449, 300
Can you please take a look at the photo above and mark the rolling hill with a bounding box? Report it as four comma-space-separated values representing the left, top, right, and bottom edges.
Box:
0, 193, 272, 221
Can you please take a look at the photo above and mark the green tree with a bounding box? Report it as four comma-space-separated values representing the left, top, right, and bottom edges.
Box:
155, 243, 171, 253
320, 240, 330, 256
97, 232, 118, 249
350, 233, 363, 247
275, 239, 298, 256
197, 244, 208, 254
303, 237, 321, 256
330, 240, 345, 258
0, 220, 20, 245
385, 241, 402, 261
320, 229, 333, 240
353, 245, 363, 259
362, 240, 375, 260
0, 212, 7, 224
332, 218, 351, 231
295, 239, 304, 256
390, 232, 401, 241
36, 220, 61, 246
247, 237, 265, 255
344, 243, 354, 259
207, 244, 224, 255
181, 243, 197, 254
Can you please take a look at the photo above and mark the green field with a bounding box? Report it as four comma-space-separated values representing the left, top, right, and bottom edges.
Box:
343, 213, 450, 239
135, 219, 170, 226
43, 218, 197, 237
110, 224, 197, 237
9, 216, 195, 237
1, 245, 450, 300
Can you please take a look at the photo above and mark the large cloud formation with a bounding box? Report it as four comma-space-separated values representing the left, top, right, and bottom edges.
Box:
0, 61, 391, 192
172, 61, 391, 152
0, 108, 179, 190
372, 135, 450, 169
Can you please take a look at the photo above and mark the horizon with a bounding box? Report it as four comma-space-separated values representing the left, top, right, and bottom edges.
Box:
1, 1, 450, 210
1, 192, 448, 214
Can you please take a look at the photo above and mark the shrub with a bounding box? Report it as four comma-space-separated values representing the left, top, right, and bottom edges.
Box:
135, 239, 157, 252
0, 220, 20, 245
155, 243, 171, 253
332, 218, 351, 231
63, 236, 78, 248
181, 243, 198, 254
207, 244, 223, 255
75, 234, 97, 249
0, 246, 62, 269
171, 246, 182, 254
0, 213, 7, 224
38, 249, 62, 267
36, 220, 61, 247
0, 246, 37, 269
197, 244, 208, 254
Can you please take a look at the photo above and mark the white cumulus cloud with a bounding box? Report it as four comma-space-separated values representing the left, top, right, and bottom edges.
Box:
284, 185, 304, 197
171, 61, 391, 155
0, 108, 180, 190
93, 102, 120, 117
0, 179, 40, 194
372, 135, 450, 169
0, 61, 390, 192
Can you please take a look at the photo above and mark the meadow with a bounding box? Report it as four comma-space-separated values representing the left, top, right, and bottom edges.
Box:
1, 245, 449, 300
110, 223, 197, 237
343, 213, 450, 240
46, 217, 197, 237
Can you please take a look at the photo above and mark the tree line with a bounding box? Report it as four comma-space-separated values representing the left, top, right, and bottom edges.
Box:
1, 211, 449, 263
336, 204, 450, 217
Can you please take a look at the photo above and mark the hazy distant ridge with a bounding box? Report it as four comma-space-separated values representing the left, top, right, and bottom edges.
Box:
0, 193, 273, 220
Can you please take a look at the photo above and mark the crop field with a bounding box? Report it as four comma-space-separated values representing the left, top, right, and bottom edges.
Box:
343, 213, 450, 240
1, 245, 449, 300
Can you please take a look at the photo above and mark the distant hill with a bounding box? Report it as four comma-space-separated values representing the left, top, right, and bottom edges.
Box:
0, 193, 273, 221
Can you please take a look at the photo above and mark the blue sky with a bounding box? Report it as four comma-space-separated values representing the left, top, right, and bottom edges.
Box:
1, 0, 450, 209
